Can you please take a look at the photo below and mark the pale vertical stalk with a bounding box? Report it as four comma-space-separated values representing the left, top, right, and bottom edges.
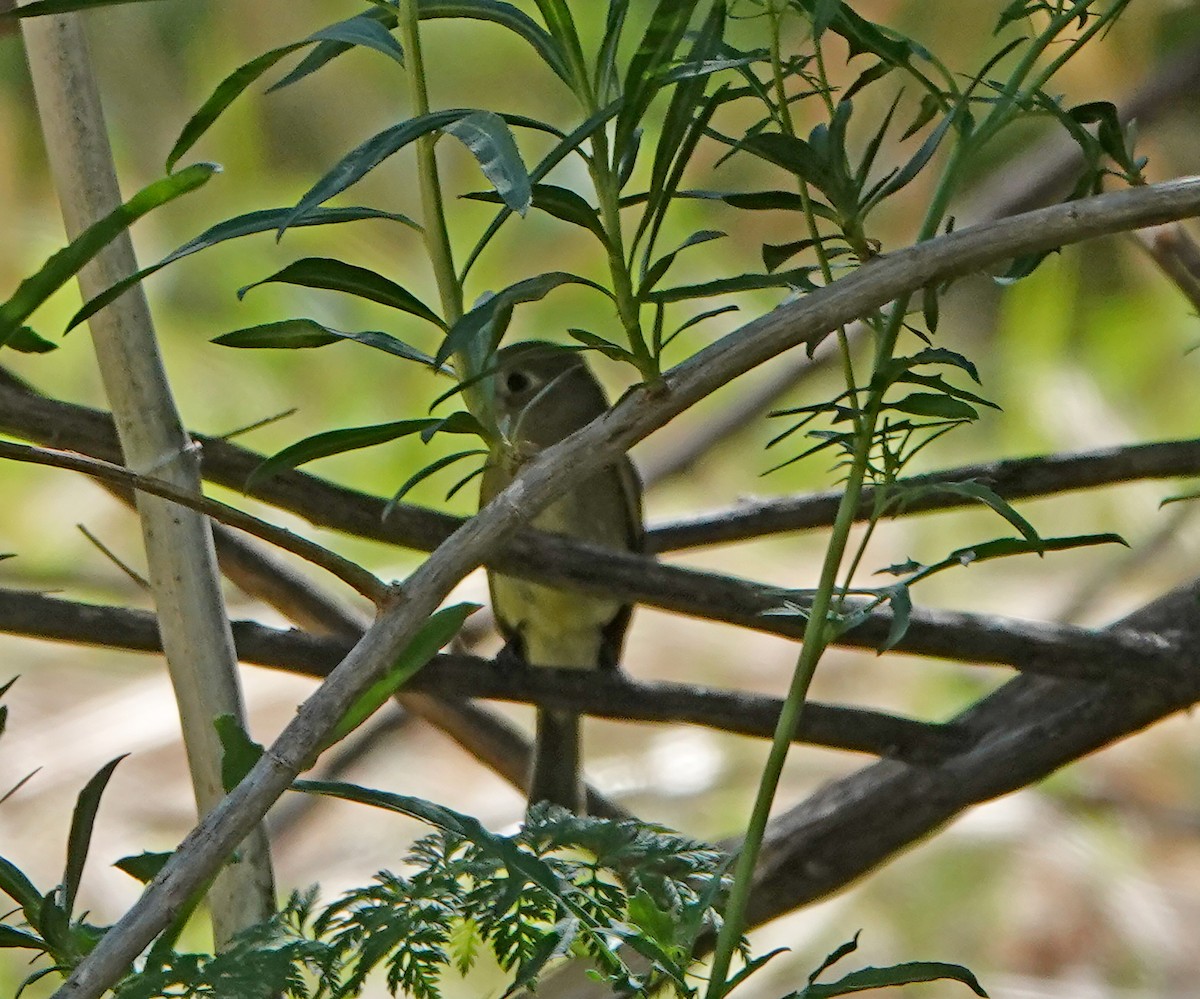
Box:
18, 9, 274, 945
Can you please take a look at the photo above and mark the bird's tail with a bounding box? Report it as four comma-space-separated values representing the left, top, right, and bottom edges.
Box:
530, 708, 583, 813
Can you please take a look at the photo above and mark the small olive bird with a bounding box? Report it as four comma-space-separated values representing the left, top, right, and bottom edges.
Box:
480, 341, 643, 813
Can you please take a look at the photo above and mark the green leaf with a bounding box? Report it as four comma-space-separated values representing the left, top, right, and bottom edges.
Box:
888, 393, 978, 421
236, 257, 444, 328
0, 856, 42, 921
444, 111, 532, 215
436, 271, 609, 368
215, 715, 265, 793
420, 0, 571, 85
213, 319, 443, 369
0, 924, 46, 952
62, 755, 126, 917
314, 603, 479, 761
113, 851, 173, 885
646, 267, 819, 303
0, 164, 218, 344
66, 205, 418, 334
4, 327, 56, 354
464, 183, 607, 242
290, 778, 589, 929
798, 959, 988, 997
282, 109, 469, 236
639, 230, 726, 297
166, 45, 306, 172
267, 9, 404, 93
460, 100, 623, 279
880, 584, 912, 652
247, 419, 442, 489
616, 0, 701, 152
893, 481, 1039, 544
388, 450, 488, 509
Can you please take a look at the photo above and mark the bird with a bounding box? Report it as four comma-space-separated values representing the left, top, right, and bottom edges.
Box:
479, 341, 643, 813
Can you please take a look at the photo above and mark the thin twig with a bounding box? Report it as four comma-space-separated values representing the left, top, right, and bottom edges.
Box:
0, 440, 387, 602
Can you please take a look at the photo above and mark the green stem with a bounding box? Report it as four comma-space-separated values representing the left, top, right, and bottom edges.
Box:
704, 421, 877, 999
590, 127, 653, 375
398, 0, 461, 328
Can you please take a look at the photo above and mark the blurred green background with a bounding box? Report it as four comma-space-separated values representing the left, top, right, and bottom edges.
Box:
2, 2, 1200, 996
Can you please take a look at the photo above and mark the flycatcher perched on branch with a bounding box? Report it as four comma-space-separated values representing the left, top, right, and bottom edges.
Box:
480, 341, 643, 813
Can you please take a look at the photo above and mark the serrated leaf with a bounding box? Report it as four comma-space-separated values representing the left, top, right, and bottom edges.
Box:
0, 164, 217, 344
62, 755, 126, 917
247, 418, 442, 489
444, 111, 532, 215
236, 257, 444, 328
313, 603, 479, 761
66, 205, 418, 334
113, 851, 173, 885
214, 319, 442, 369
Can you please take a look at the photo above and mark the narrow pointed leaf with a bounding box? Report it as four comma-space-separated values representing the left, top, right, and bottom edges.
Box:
214, 715, 265, 793
282, 109, 468, 235
166, 45, 306, 171
436, 271, 609, 367
62, 755, 127, 917
463, 184, 607, 242
248, 419, 441, 489
237, 257, 443, 327
889, 393, 978, 420
66, 205, 417, 333
800, 959, 987, 997
5, 327, 56, 354
214, 319, 442, 369
0, 856, 41, 920
0, 163, 217, 343
388, 449, 487, 507
0, 925, 46, 951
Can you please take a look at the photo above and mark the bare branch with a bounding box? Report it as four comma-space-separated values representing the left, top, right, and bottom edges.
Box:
0, 587, 968, 763
0, 440, 388, 601
0, 376, 1180, 678
649, 437, 1200, 551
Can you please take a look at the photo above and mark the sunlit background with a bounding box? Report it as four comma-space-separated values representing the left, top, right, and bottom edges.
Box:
2, 1, 1200, 996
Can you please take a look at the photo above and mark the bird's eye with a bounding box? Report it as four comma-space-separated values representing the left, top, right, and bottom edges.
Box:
505, 371, 531, 394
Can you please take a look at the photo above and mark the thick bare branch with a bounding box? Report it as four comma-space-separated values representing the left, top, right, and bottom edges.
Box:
742, 577, 1200, 927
